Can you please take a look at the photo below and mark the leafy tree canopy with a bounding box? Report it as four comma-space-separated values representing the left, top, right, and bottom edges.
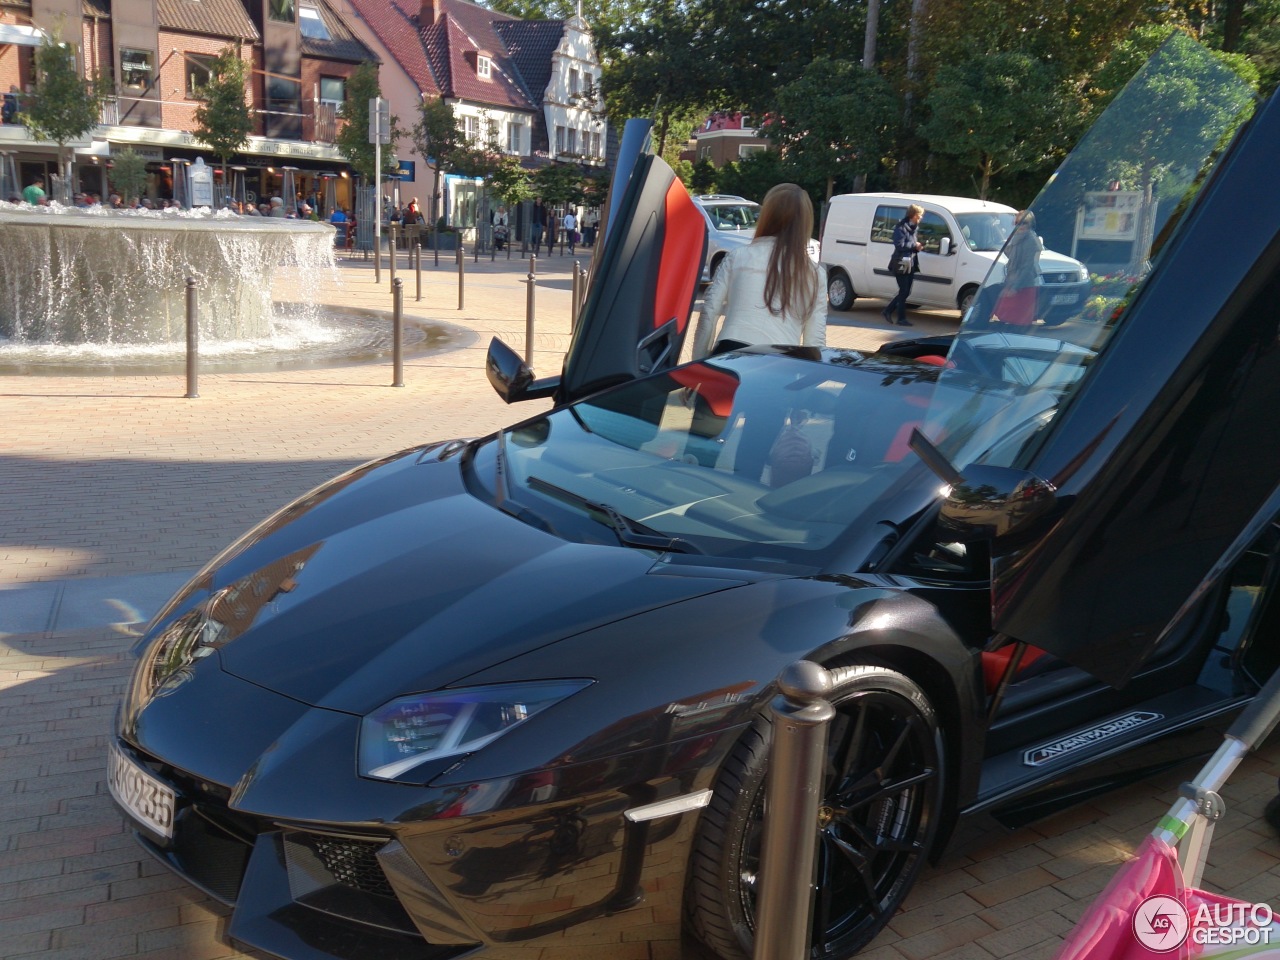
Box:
191, 48, 253, 176
23, 30, 111, 153
336, 62, 402, 180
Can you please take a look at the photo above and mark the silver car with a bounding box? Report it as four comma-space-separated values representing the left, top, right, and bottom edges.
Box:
692, 193, 820, 283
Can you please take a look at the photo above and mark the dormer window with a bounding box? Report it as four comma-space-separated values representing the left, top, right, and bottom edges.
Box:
299, 5, 330, 39
477, 55, 491, 79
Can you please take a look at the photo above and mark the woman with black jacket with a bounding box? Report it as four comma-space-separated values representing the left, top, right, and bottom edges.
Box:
883, 204, 924, 326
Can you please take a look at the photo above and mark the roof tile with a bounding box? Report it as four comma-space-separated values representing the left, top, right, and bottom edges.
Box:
157, 0, 260, 40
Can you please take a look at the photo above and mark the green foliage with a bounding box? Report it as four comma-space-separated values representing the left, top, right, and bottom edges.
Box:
411, 96, 463, 176
714, 150, 788, 203
763, 57, 897, 199
690, 158, 717, 193
533, 162, 585, 206
919, 52, 1078, 200
336, 63, 401, 180
487, 154, 532, 206
191, 49, 252, 174
108, 149, 148, 203
22, 31, 112, 154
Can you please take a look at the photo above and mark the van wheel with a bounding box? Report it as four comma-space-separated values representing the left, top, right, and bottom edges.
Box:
828, 271, 856, 311
686, 664, 943, 960
957, 286, 978, 317
709, 254, 725, 282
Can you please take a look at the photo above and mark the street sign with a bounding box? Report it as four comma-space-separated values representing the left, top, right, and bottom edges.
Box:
368, 97, 391, 145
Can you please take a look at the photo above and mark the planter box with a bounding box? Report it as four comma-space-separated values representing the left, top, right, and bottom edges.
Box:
423, 231, 458, 251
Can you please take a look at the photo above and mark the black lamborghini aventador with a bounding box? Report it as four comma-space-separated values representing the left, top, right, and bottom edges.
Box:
110, 36, 1280, 960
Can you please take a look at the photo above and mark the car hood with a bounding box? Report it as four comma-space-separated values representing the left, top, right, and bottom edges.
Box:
158, 446, 745, 715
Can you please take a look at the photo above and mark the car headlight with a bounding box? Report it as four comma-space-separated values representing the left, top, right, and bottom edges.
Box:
359, 680, 593, 782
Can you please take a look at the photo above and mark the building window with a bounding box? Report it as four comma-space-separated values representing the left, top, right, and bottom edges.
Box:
185, 53, 217, 98
555, 125, 565, 155
299, 5, 331, 39
590, 130, 600, 158
567, 128, 576, 155
507, 122, 523, 153
269, 0, 296, 23
569, 67, 579, 97
739, 144, 766, 158
463, 115, 478, 142
699, 145, 712, 159
319, 76, 345, 105
477, 55, 492, 79
120, 48, 154, 91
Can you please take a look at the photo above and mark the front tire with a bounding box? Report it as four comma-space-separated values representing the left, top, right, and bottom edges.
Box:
827, 271, 856, 311
687, 665, 943, 960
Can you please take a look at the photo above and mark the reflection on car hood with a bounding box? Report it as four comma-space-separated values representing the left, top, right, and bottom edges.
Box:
183, 450, 744, 714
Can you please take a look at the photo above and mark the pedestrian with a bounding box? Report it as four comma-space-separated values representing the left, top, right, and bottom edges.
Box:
563, 207, 578, 255
994, 210, 1041, 326
692, 182, 826, 359
530, 200, 545, 252
22, 176, 45, 206
882, 204, 924, 327
691, 182, 827, 485
2, 85, 18, 124
545, 208, 557, 256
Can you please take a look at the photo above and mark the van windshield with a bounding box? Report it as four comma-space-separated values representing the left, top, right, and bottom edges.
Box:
955, 212, 1014, 251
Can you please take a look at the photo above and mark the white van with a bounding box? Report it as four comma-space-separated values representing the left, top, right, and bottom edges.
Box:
819, 193, 1090, 323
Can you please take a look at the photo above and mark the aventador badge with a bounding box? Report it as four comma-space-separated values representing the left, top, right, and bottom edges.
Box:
1022, 712, 1164, 767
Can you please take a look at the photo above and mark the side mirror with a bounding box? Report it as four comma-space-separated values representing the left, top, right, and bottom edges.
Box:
937, 464, 1057, 542
486, 337, 558, 404
939, 237, 952, 256
909, 428, 1056, 543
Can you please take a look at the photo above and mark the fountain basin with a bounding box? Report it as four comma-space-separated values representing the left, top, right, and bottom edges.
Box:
0, 206, 336, 345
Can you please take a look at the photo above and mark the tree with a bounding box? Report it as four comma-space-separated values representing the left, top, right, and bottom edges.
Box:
919, 52, 1077, 200
335, 62, 401, 182
410, 96, 465, 227
109, 149, 148, 204
487, 154, 533, 208
690, 158, 717, 194
533, 162, 585, 208
763, 57, 897, 199
191, 48, 253, 196
22, 30, 112, 201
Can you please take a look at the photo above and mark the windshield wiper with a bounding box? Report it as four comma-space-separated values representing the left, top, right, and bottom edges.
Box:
526, 475, 703, 554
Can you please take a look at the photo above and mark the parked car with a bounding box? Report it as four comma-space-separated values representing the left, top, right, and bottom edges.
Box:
820, 192, 1091, 322
110, 38, 1279, 960
693, 193, 820, 283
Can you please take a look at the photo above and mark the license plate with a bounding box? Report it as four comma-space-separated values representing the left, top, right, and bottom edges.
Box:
1050, 293, 1078, 305
108, 742, 175, 839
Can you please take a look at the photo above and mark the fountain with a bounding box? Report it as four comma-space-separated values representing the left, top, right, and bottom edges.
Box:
0, 204, 336, 346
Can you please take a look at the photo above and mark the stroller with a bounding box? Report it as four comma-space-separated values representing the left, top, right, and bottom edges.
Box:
493, 223, 508, 251
1055, 667, 1280, 959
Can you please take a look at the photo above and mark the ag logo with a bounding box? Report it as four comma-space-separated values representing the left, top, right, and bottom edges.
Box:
1133, 894, 1189, 952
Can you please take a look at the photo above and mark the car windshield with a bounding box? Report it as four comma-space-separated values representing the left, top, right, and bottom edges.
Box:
706, 203, 759, 232
482, 351, 960, 565
955, 212, 1014, 251
925, 34, 1257, 472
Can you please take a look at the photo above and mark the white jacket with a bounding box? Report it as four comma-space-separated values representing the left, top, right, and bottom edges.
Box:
692, 237, 827, 360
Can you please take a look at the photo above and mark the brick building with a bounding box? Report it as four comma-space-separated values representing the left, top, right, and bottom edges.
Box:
0, 0, 375, 208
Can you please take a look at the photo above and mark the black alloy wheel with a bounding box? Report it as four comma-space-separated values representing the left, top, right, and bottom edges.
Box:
687, 664, 943, 960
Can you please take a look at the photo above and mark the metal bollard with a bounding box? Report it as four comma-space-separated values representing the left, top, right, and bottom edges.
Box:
415, 241, 422, 302
525, 255, 537, 364
752, 661, 835, 960
375, 225, 382, 284
389, 223, 398, 289
391, 278, 404, 388
457, 242, 465, 310
184, 277, 199, 399
571, 260, 580, 333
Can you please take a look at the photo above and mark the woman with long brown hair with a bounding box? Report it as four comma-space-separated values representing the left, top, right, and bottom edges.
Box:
691, 183, 826, 359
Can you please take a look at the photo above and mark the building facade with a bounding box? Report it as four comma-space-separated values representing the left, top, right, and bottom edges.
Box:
0, 0, 374, 209
337, 0, 605, 229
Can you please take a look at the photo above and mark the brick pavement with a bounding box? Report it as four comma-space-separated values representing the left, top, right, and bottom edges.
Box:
2, 250, 1279, 960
